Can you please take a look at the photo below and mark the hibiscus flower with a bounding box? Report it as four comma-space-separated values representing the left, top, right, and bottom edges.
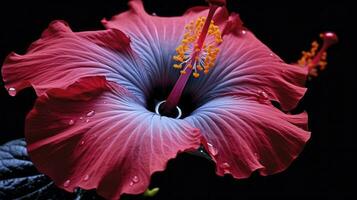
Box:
1, 0, 336, 199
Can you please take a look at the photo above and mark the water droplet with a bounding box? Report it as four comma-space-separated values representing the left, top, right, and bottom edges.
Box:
80, 140, 85, 145
254, 153, 260, 160
68, 119, 75, 125
220, 162, 231, 174
83, 175, 89, 181
86, 110, 95, 117
132, 176, 139, 183
79, 116, 84, 120
241, 30, 247, 35
85, 119, 90, 123
207, 143, 218, 156
130, 176, 139, 186
8, 87, 16, 96
270, 53, 274, 56
152, 12, 157, 16
257, 90, 269, 101
63, 180, 70, 187
221, 162, 230, 168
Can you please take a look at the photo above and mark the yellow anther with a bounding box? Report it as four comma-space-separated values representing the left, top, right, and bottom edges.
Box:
193, 72, 200, 78
204, 56, 210, 61
173, 64, 182, 69
297, 39, 330, 74
173, 55, 184, 62
312, 41, 319, 47
298, 40, 319, 66
208, 62, 215, 67
172, 16, 222, 78
215, 38, 223, 44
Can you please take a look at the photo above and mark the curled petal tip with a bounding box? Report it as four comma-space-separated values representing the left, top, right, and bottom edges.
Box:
101, 18, 108, 25
222, 13, 244, 36
206, 0, 226, 6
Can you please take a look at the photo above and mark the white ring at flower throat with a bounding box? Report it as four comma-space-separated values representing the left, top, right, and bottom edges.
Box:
155, 100, 182, 119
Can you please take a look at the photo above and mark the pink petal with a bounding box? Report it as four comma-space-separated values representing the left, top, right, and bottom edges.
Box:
222, 13, 244, 36
25, 76, 201, 200
186, 21, 308, 112
102, 0, 229, 87
184, 96, 310, 178
2, 20, 148, 102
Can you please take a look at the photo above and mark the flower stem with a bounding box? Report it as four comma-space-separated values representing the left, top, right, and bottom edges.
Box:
163, 5, 219, 114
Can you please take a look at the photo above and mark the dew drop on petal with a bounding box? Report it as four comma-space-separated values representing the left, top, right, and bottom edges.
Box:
8, 87, 16, 96
257, 90, 269, 102
85, 119, 90, 123
132, 176, 139, 183
130, 176, 139, 186
83, 175, 89, 181
221, 162, 230, 168
270, 53, 274, 56
220, 162, 231, 174
68, 119, 75, 125
63, 180, 70, 187
254, 152, 260, 160
241, 30, 247, 35
79, 116, 84, 120
207, 143, 218, 156
86, 110, 95, 117
80, 140, 85, 145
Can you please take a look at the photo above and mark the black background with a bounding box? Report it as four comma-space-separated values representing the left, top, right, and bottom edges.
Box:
0, 0, 354, 199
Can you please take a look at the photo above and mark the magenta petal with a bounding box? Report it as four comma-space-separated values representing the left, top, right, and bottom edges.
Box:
25, 76, 201, 200
186, 25, 308, 112
102, 0, 229, 87
2, 20, 148, 102
184, 96, 310, 178
77, 28, 131, 51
